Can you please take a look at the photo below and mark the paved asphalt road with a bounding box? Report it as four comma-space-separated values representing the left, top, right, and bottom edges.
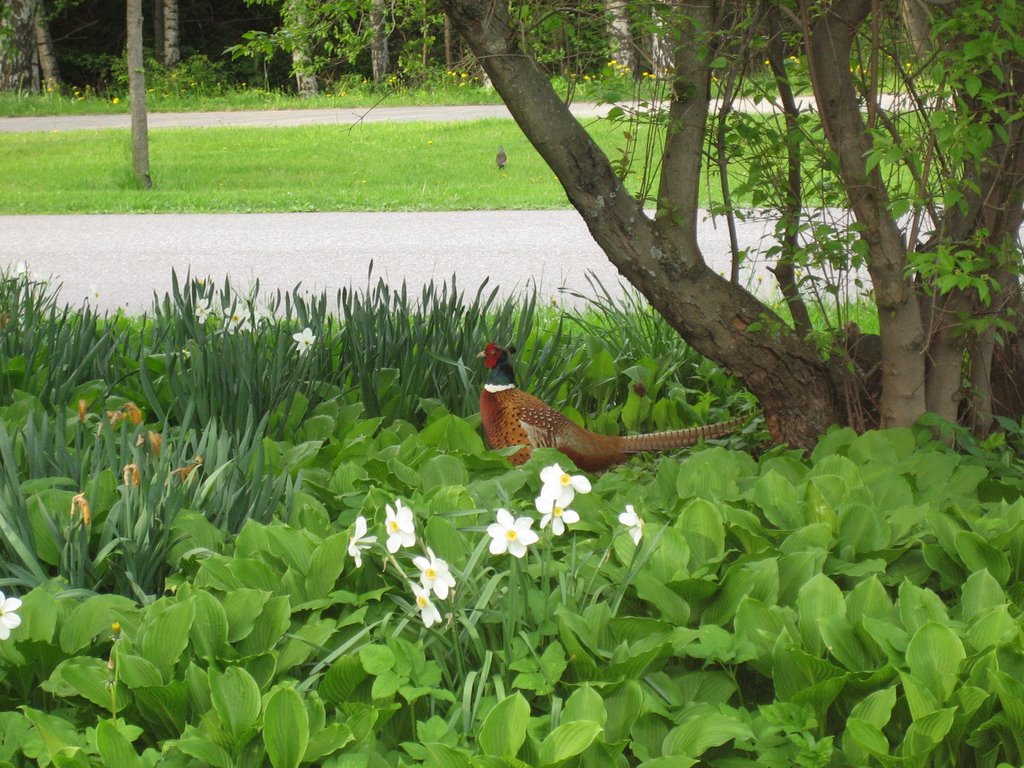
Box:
1, 101, 856, 314
3, 210, 795, 314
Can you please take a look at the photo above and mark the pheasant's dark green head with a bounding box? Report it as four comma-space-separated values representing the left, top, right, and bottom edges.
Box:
480, 342, 516, 386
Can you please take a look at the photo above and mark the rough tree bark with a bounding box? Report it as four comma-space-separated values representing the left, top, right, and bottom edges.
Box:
0, 0, 41, 92
442, 0, 842, 448
370, 0, 389, 83
33, 0, 58, 90
163, 0, 180, 67
803, 0, 928, 428
127, 0, 152, 189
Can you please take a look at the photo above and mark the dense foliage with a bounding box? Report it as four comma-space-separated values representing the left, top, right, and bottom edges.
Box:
2, 268, 1024, 765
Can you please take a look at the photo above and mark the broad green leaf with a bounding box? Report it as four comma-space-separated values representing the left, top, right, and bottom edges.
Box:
662, 706, 752, 757
190, 590, 229, 661
898, 581, 949, 636
562, 685, 606, 726
210, 666, 261, 744
264, 686, 309, 768
749, 470, 805, 529
321, 655, 368, 704
961, 569, 1005, 619
305, 532, 350, 599
967, 605, 1016, 650
112, 653, 162, 689
901, 707, 955, 758
221, 588, 271, 642
168, 737, 233, 768
603, 680, 643, 743
478, 693, 530, 758
303, 722, 354, 763
236, 595, 291, 657
955, 531, 1011, 584
796, 574, 845, 655
844, 717, 889, 759
676, 498, 725, 567
59, 595, 138, 654
538, 720, 604, 765
849, 686, 897, 728
906, 621, 964, 704
48, 657, 129, 712
95, 719, 141, 768
140, 599, 196, 683
15, 588, 58, 643
418, 454, 470, 488
422, 742, 473, 768
359, 644, 396, 675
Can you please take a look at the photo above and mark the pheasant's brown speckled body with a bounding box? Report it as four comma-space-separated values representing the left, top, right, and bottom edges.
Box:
478, 342, 746, 472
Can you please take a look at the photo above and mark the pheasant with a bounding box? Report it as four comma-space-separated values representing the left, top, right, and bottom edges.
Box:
496, 146, 507, 170
478, 342, 747, 472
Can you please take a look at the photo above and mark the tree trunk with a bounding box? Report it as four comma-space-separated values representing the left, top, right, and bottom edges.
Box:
606, 0, 635, 74
163, 0, 180, 67
153, 0, 164, 63
33, 1, 59, 91
286, 0, 317, 96
0, 0, 41, 92
370, 0, 389, 83
442, 0, 842, 448
804, 0, 927, 428
127, 0, 152, 189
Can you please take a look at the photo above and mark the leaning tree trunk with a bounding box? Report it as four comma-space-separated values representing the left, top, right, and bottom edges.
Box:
163, 0, 180, 67
127, 0, 152, 189
0, 0, 41, 92
442, 0, 842, 448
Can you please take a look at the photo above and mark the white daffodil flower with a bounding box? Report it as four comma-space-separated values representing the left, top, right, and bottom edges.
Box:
535, 492, 580, 536
0, 590, 23, 641
487, 508, 539, 558
619, 504, 645, 545
413, 547, 456, 600
411, 582, 442, 628
195, 303, 212, 324
539, 463, 591, 507
347, 515, 377, 568
292, 326, 315, 354
384, 499, 416, 553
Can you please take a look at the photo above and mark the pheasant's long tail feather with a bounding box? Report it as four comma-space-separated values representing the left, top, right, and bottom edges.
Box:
617, 416, 746, 454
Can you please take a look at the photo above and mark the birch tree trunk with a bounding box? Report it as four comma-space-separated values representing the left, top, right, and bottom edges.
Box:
606, 0, 635, 74
287, 0, 317, 96
163, 0, 180, 67
0, 0, 41, 92
127, 0, 152, 189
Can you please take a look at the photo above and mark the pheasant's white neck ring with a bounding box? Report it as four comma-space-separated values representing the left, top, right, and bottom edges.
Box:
484, 383, 516, 393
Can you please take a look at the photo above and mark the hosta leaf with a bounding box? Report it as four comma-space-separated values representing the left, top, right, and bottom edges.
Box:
478, 693, 530, 758
796, 573, 845, 655
901, 707, 955, 758
264, 686, 309, 768
955, 532, 1011, 584
190, 590, 229, 661
139, 599, 195, 683
95, 719, 141, 768
662, 706, 752, 758
59, 595, 138, 654
210, 666, 261, 744
47, 657, 129, 712
562, 685, 606, 726
677, 498, 725, 567
961, 569, 1005, 620
538, 720, 604, 766
906, 621, 964, 705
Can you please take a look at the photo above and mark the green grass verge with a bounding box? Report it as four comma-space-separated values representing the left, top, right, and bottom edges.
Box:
0, 117, 668, 214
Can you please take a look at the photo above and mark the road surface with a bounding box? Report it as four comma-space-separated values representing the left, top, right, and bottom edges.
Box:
3, 210, 804, 314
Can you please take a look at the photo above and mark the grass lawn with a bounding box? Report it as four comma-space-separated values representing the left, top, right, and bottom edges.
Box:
0, 116, 671, 214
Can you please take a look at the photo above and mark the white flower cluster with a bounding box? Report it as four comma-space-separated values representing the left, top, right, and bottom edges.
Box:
341, 463, 645, 630
346, 499, 455, 628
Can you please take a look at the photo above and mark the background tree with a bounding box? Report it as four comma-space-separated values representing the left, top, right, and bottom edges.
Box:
439, 0, 1024, 447
0, 0, 41, 91
162, 0, 179, 66
127, 0, 152, 189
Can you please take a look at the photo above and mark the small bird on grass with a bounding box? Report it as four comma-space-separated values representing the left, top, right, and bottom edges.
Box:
496, 146, 507, 170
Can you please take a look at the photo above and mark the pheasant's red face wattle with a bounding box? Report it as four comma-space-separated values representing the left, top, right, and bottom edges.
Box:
482, 342, 502, 369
